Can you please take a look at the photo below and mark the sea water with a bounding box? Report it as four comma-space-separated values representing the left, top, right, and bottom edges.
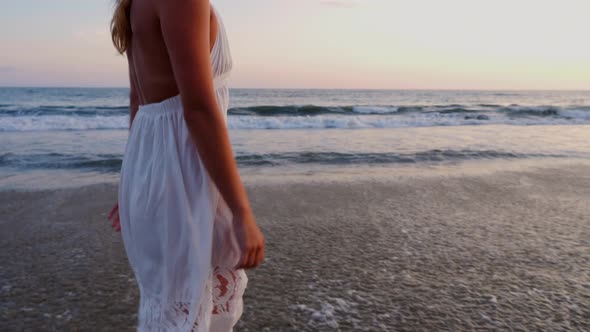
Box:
1, 87, 589, 189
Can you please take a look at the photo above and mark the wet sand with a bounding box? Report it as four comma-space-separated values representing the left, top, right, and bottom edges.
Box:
1, 161, 589, 331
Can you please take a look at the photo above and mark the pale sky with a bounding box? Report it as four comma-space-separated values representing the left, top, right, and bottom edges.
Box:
0, 0, 588, 90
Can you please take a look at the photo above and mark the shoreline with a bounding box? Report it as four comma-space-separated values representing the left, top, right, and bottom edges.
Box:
1, 160, 589, 331
1, 157, 590, 192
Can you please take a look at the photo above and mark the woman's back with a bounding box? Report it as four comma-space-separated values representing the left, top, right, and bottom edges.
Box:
128, 0, 221, 105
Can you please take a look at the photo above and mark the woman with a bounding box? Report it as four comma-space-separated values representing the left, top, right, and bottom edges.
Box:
107, 0, 265, 330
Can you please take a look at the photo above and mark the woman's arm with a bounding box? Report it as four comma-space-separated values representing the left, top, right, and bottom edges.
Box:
107, 53, 141, 233
156, 0, 263, 269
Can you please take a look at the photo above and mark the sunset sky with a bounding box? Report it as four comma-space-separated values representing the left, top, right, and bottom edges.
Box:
0, 0, 588, 90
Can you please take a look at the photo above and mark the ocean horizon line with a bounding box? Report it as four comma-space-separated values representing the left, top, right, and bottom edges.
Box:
0, 86, 589, 93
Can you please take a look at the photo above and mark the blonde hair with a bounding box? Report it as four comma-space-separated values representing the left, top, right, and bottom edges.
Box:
110, 0, 132, 54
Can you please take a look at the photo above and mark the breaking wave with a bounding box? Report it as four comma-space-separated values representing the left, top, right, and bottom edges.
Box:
1, 103, 589, 131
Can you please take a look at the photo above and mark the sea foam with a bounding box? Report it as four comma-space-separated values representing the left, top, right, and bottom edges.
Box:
1, 105, 590, 131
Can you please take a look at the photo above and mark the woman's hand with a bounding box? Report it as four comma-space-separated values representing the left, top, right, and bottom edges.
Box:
108, 203, 121, 232
233, 209, 264, 270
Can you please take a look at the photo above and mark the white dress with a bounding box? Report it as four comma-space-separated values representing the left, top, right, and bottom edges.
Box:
118, 4, 247, 331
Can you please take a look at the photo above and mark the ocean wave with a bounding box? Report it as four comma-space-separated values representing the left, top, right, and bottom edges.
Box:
0, 105, 128, 117
227, 104, 590, 117
0, 104, 589, 131
226, 114, 590, 130
500, 106, 560, 117
0, 150, 572, 171
229, 105, 353, 116
235, 150, 572, 166
3, 104, 576, 118
0, 152, 123, 172
228, 104, 438, 115
0, 115, 129, 131
2, 113, 590, 132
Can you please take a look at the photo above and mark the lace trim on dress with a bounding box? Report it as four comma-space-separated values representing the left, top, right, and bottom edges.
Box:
137, 267, 247, 332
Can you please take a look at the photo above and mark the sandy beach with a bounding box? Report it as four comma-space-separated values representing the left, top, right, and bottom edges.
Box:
1, 160, 589, 331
